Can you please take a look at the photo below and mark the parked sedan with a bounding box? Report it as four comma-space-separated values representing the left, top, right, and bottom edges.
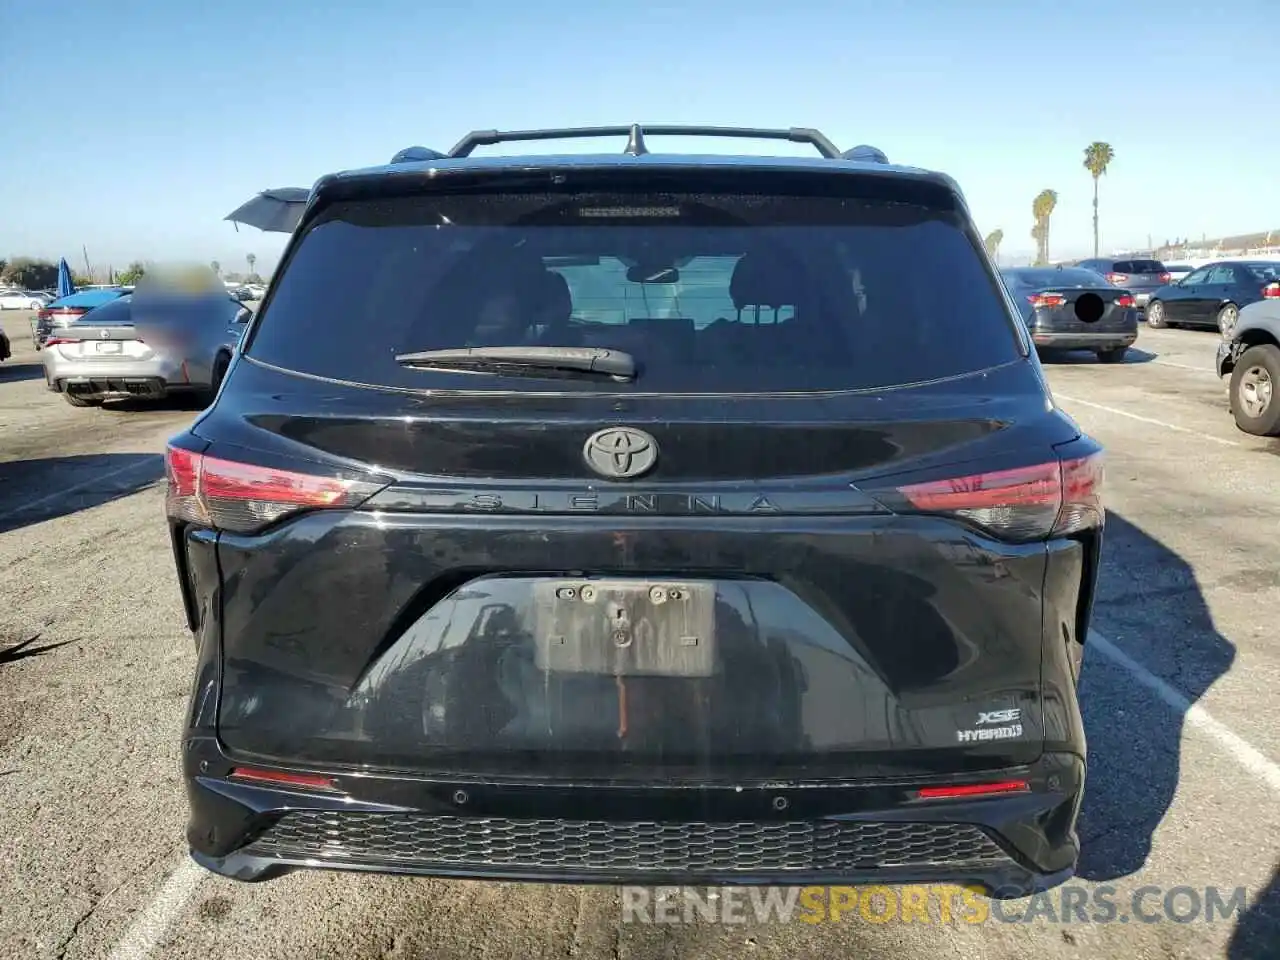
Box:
0, 289, 51, 310
1145, 261, 1280, 335
42, 292, 251, 407
33, 288, 130, 348
1001, 266, 1139, 362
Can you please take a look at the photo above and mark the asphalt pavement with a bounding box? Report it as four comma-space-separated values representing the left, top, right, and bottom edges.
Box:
1, 311, 1277, 959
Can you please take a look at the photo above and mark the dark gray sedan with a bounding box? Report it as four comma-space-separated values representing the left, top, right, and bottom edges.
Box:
1000, 266, 1141, 363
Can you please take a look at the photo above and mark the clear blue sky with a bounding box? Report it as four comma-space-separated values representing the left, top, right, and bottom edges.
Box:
3, 0, 1277, 274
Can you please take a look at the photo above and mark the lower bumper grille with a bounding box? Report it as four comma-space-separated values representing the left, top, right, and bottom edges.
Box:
247, 813, 1013, 873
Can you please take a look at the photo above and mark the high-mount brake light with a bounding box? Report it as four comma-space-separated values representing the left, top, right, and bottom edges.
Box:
878, 452, 1104, 542
164, 445, 387, 534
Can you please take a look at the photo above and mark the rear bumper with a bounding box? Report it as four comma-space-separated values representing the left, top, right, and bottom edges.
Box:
45, 355, 197, 399
1031, 331, 1137, 349
183, 736, 1084, 898
51, 375, 175, 400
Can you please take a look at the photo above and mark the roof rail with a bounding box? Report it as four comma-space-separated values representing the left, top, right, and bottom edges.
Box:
446, 123, 851, 159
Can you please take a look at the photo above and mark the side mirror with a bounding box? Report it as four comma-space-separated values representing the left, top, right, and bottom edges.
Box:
235, 307, 252, 324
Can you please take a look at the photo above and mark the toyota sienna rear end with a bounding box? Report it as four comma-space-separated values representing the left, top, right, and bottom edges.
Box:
168, 126, 1103, 897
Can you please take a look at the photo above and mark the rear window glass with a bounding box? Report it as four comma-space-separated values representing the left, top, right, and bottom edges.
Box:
1113, 260, 1165, 273
248, 190, 1022, 394
1004, 268, 1107, 288
73, 296, 133, 325
1244, 263, 1280, 282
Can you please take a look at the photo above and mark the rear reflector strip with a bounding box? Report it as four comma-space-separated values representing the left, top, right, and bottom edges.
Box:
916, 780, 1030, 800
228, 767, 338, 790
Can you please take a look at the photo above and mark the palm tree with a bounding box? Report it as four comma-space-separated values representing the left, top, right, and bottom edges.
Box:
984, 228, 1004, 263
1032, 190, 1059, 264
1082, 142, 1115, 257
246, 252, 257, 278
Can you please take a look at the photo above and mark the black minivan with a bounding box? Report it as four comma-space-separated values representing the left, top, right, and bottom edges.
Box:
166, 125, 1103, 897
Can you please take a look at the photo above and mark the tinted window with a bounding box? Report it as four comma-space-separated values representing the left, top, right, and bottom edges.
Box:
73, 296, 133, 325
1113, 260, 1165, 273
249, 191, 1022, 394
1244, 263, 1280, 282
1003, 268, 1108, 288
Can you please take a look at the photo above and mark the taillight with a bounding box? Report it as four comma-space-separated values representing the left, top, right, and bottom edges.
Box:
1027, 293, 1066, 308
1263, 282, 1280, 299
1105, 272, 1128, 284
1158, 273, 1171, 284
43, 337, 80, 347
1115, 294, 1136, 308
164, 444, 388, 533
873, 452, 1104, 542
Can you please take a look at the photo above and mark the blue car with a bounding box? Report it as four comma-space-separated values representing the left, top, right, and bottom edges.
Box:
33, 288, 129, 348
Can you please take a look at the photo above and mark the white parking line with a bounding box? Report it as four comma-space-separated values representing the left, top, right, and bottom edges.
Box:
1054, 393, 1242, 447
1151, 358, 1217, 375
0, 457, 161, 523
1090, 631, 1280, 791
106, 859, 205, 960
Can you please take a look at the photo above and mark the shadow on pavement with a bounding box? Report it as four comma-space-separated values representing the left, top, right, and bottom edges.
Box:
0, 453, 164, 535
1076, 512, 1277, 950
0, 633, 77, 666
0, 362, 45, 383
1077, 512, 1236, 879
1229, 862, 1279, 959
1038, 346, 1157, 365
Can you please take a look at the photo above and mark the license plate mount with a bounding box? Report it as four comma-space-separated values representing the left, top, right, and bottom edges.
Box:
95, 341, 122, 354
534, 579, 716, 677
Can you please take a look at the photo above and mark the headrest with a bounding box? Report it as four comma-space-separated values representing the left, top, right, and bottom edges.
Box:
534, 270, 572, 320
729, 252, 805, 310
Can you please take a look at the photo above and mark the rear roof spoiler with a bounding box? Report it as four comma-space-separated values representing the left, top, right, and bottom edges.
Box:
388, 124, 890, 164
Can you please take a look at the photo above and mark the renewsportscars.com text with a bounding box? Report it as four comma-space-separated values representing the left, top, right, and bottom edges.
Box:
620, 884, 1249, 926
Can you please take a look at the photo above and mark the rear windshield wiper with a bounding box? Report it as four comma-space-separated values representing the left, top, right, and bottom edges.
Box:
395, 346, 637, 381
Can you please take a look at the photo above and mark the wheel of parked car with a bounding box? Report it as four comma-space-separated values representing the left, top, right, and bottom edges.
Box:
63, 394, 104, 408
1229, 343, 1280, 436
1096, 347, 1127, 364
1217, 303, 1239, 338
1145, 300, 1166, 328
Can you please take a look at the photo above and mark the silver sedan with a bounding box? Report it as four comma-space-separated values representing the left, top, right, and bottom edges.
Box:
41, 292, 250, 407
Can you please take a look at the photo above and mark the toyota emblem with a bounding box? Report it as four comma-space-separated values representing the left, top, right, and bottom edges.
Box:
583, 427, 658, 480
